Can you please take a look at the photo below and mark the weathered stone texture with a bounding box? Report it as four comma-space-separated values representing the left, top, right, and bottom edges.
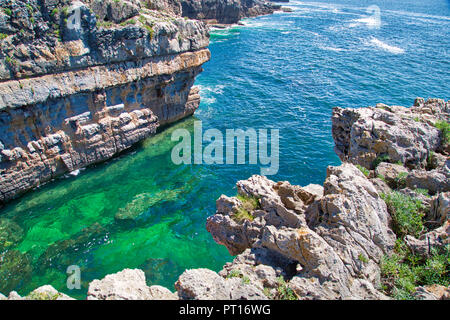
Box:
0, 0, 210, 203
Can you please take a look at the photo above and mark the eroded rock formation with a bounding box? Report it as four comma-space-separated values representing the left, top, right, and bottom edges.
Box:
332, 98, 449, 171
206, 164, 396, 299
0, 0, 209, 203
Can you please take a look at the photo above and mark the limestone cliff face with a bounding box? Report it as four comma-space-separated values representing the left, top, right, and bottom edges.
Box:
179, 0, 279, 24
0, 0, 210, 203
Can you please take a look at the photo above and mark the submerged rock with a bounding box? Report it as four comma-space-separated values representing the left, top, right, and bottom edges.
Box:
0, 250, 32, 294
36, 222, 107, 273
0, 218, 24, 251
114, 189, 181, 221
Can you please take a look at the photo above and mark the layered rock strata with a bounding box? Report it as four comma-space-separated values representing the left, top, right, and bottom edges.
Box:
0, 0, 210, 203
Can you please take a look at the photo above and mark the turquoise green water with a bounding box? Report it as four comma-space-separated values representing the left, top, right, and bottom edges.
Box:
1, 0, 449, 299
0, 118, 230, 299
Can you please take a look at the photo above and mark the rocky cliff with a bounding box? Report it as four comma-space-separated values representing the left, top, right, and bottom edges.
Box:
2, 98, 448, 300
0, 0, 211, 203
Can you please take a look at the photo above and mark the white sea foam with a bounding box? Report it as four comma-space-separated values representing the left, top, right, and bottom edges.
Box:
349, 15, 381, 28
69, 169, 80, 176
201, 97, 217, 105
197, 84, 226, 105
368, 38, 405, 54
200, 84, 225, 95
320, 46, 345, 52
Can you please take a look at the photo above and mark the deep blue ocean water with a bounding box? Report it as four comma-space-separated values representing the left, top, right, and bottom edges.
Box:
0, 0, 449, 298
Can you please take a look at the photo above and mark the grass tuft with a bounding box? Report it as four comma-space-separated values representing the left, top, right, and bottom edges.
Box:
434, 120, 450, 146
356, 164, 370, 178
372, 154, 390, 169
274, 276, 297, 300
231, 194, 260, 223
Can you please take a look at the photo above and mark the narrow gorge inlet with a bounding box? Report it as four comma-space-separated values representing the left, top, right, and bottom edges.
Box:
0, 0, 449, 301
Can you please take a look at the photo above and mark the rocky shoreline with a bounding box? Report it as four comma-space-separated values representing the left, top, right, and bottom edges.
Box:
1, 98, 448, 300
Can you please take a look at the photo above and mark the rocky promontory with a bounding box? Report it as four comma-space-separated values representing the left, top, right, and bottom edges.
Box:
2, 98, 448, 300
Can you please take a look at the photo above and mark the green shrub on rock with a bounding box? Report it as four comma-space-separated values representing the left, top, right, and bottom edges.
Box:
394, 172, 408, 189
356, 164, 370, 178
434, 120, 450, 146
274, 276, 297, 300
381, 192, 425, 238
381, 243, 449, 300
372, 154, 390, 169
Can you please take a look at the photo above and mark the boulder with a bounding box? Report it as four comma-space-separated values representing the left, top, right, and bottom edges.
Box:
87, 268, 176, 300
332, 99, 447, 170
406, 162, 450, 194
430, 192, 450, 225
375, 162, 409, 188
413, 285, 450, 300
404, 221, 449, 257
26, 285, 74, 300
370, 177, 392, 195
175, 268, 266, 300
7, 291, 22, 300
148, 285, 178, 300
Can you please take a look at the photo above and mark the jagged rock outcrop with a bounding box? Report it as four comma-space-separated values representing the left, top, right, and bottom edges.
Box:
0, 0, 209, 203
332, 98, 449, 170
332, 98, 450, 197
206, 163, 397, 300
